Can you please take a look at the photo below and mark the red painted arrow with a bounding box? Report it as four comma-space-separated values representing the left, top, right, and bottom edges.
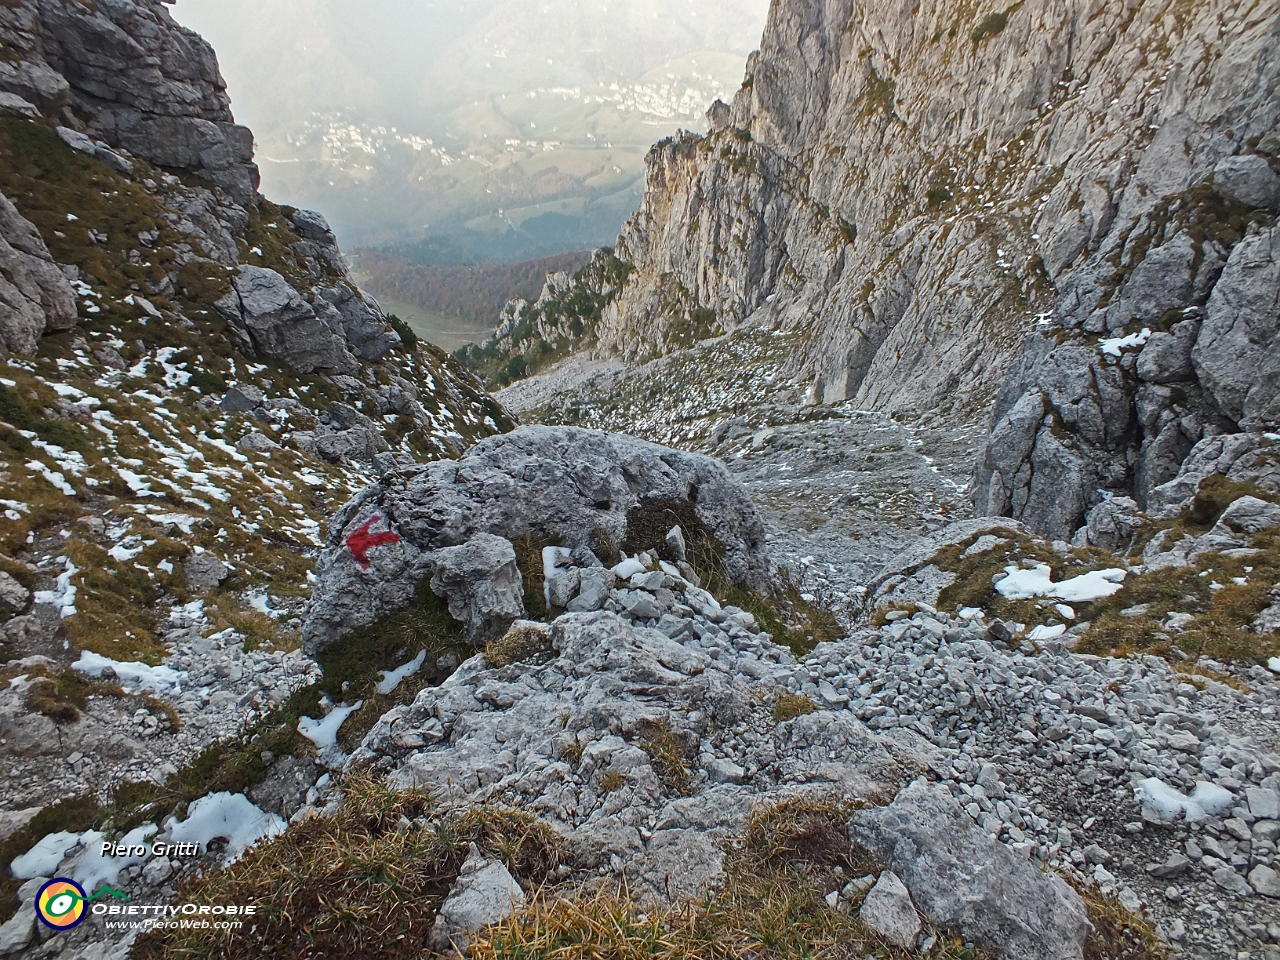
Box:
345, 515, 401, 570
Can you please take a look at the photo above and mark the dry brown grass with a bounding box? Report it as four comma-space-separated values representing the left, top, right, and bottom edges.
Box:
638, 719, 693, 796
485, 623, 554, 668
131, 778, 562, 960
773, 692, 818, 722
473, 795, 989, 960
1060, 874, 1169, 960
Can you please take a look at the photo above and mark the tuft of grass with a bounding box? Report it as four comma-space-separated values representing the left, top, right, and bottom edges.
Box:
1061, 875, 1169, 960
132, 778, 562, 960
474, 795, 987, 960
637, 719, 693, 797
485, 623, 554, 669
772, 692, 818, 722
205, 593, 297, 653
598, 771, 627, 794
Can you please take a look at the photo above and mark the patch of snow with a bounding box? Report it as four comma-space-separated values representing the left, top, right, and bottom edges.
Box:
376, 650, 427, 695
1028, 623, 1067, 641
69, 824, 158, 890
73, 651, 186, 694
51, 383, 85, 398
1098, 328, 1152, 357
1055, 604, 1076, 620
542, 546, 571, 606
26, 460, 75, 496
1135, 778, 1235, 821
167, 793, 285, 863
1269, 657, 1280, 675
298, 701, 363, 766
34, 557, 78, 618
10, 831, 82, 879
611, 557, 646, 579
995, 564, 1126, 603
108, 542, 145, 563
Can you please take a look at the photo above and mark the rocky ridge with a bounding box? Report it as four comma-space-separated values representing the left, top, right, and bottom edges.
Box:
471, 0, 1279, 544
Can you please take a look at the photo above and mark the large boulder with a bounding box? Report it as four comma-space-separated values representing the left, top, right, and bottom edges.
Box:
430, 534, 525, 644
215, 266, 359, 375
0, 192, 77, 355
1192, 223, 1280, 430
850, 781, 1089, 960
302, 426, 774, 654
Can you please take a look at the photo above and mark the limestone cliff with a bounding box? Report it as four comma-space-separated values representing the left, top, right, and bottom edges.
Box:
0, 0, 510, 460
594, 0, 1278, 538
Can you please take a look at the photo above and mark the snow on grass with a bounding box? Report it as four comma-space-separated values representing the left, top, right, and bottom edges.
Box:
995, 563, 1127, 603
1134, 778, 1235, 822
376, 650, 426, 695
10, 831, 82, 879
298, 701, 363, 766
25, 460, 75, 496
73, 651, 187, 694
68, 824, 158, 889
108, 541, 145, 562
167, 792, 285, 863
34, 557, 78, 618
1098, 327, 1151, 357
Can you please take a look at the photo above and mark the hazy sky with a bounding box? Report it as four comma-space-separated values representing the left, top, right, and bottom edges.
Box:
170, 0, 771, 256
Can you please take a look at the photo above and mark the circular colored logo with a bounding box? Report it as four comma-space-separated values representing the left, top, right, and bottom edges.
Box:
36, 878, 87, 930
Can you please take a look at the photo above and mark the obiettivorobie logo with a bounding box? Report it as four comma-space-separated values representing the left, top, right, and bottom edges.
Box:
36, 879, 131, 930
35, 879, 255, 934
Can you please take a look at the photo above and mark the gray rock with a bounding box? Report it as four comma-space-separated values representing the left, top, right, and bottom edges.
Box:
1136, 320, 1199, 384
430, 534, 525, 644
665, 525, 687, 562
215, 266, 358, 375
1193, 223, 1280, 430
546, 569, 581, 609
429, 844, 525, 954
0, 192, 77, 355
184, 554, 229, 593
220, 383, 265, 413
1248, 786, 1280, 821
859, 871, 921, 950
141, 855, 172, 885
0, 93, 37, 118
1212, 865, 1254, 897
1217, 496, 1280, 536
567, 567, 615, 613
705, 757, 746, 784
303, 426, 773, 652
1214, 155, 1280, 210
850, 780, 1088, 960
1085, 497, 1143, 552
0, 572, 30, 613
55, 125, 133, 176
1148, 433, 1280, 517
237, 432, 280, 454
1251, 864, 1280, 899
0, 901, 34, 955
314, 427, 380, 463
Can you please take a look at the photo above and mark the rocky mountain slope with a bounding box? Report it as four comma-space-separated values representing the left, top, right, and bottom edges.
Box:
482, 0, 1279, 543
4, 3, 1280, 960
0, 1, 510, 952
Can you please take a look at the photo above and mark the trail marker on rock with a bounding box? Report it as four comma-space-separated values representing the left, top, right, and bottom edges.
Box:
345, 515, 401, 570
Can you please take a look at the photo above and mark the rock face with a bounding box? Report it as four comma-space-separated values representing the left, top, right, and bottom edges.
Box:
0, 0, 510, 453
0, 0, 259, 204
851, 780, 1090, 960
302, 426, 774, 653
508, 0, 1277, 539
592, 0, 1275, 423
0, 191, 76, 355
